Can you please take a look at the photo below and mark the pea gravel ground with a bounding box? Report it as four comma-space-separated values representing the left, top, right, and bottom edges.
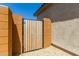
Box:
20, 46, 72, 56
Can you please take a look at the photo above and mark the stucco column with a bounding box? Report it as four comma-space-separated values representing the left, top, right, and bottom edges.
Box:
43, 18, 51, 48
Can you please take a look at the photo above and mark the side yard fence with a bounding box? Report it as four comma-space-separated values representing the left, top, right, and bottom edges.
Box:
23, 18, 51, 52
0, 6, 51, 56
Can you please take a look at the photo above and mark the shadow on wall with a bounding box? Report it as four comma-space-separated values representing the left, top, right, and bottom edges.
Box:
8, 9, 13, 56
50, 10, 79, 55
22, 19, 24, 53
50, 11, 79, 23
12, 22, 21, 56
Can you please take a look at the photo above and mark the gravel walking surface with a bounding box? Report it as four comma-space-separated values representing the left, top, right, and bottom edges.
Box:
20, 46, 72, 56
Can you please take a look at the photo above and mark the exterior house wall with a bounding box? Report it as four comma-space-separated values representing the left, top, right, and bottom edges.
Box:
37, 3, 79, 55
0, 6, 12, 56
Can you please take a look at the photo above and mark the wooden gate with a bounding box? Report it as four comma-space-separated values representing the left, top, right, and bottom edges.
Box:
23, 20, 42, 52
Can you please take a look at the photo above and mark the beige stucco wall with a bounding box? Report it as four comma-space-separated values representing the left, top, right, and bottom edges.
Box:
37, 3, 79, 55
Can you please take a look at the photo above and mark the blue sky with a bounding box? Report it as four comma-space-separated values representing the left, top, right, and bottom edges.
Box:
0, 3, 42, 20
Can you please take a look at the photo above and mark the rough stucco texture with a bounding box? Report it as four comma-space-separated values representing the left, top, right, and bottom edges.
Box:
37, 4, 79, 55
52, 19, 79, 55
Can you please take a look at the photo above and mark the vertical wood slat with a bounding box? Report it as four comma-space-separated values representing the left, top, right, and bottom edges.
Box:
27, 20, 31, 51
24, 20, 28, 52
24, 20, 43, 52
25, 20, 28, 52
30, 21, 33, 50
30, 21, 32, 51
37, 21, 42, 49
23, 21, 26, 52
32, 21, 37, 50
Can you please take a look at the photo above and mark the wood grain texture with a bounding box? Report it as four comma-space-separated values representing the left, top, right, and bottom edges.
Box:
12, 14, 22, 56
0, 7, 8, 14
15, 24, 22, 30
27, 20, 31, 51
0, 44, 8, 56
0, 22, 8, 30
37, 21, 42, 49
0, 37, 8, 44
0, 9, 12, 55
24, 20, 43, 52
24, 20, 28, 52
8, 10, 12, 56
30, 21, 37, 50
0, 30, 8, 36
0, 14, 8, 21
12, 14, 22, 24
